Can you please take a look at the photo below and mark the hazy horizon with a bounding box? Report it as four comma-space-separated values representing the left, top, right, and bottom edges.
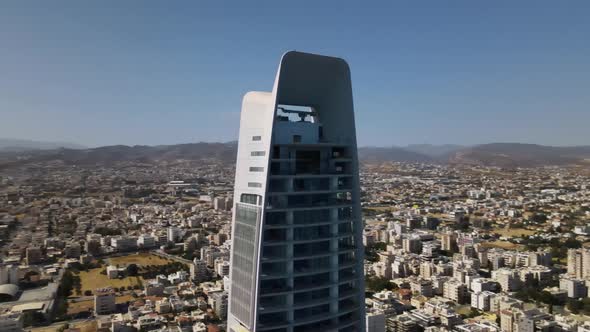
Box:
2, 2, 589, 147
3, 137, 590, 151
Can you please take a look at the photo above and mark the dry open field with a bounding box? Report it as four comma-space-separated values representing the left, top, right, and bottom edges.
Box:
481, 240, 524, 250
67, 299, 94, 315
30, 326, 64, 332
75, 270, 143, 295
67, 290, 139, 316
31, 320, 97, 332
364, 206, 396, 213
494, 228, 536, 237
72, 253, 173, 295
116, 294, 137, 304
107, 252, 171, 266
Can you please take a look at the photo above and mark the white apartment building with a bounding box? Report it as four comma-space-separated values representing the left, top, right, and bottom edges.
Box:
443, 278, 468, 304
560, 276, 588, 298
471, 291, 496, 311
137, 234, 157, 248
567, 248, 590, 279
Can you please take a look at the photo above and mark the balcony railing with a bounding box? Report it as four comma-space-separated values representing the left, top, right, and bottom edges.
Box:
260, 247, 356, 262
266, 198, 353, 210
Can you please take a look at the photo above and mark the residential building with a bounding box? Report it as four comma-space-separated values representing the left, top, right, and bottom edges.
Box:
559, 276, 588, 298
94, 288, 116, 315
0, 312, 23, 332
227, 51, 365, 332
367, 310, 386, 332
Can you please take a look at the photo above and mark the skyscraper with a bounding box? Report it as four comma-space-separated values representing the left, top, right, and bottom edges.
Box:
228, 51, 365, 332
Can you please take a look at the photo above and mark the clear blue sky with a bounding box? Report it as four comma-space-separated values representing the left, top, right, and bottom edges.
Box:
1, 1, 589, 147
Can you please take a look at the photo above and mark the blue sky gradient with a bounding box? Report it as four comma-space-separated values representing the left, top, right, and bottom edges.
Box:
1, 1, 589, 147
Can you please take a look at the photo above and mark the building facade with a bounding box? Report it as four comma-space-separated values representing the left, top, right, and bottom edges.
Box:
228, 51, 365, 332
0, 312, 23, 332
94, 287, 116, 315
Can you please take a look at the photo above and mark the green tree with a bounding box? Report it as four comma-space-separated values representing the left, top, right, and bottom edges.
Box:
127, 264, 139, 276
365, 276, 396, 292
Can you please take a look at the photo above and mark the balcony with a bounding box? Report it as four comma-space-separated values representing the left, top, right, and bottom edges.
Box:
262, 233, 355, 246
338, 287, 360, 299
338, 271, 359, 283
261, 245, 287, 259
258, 315, 290, 330
268, 189, 350, 196
294, 304, 331, 323
264, 218, 354, 229
293, 279, 334, 292
258, 293, 361, 317
269, 164, 352, 177
293, 226, 331, 241
259, 296, 288, 312
259, 281, 292, 295
266, 195, 353, 211
260, 262, 287, 278
338, 259, 357, 269
290, 307, 361, 331
293, 256, 331, 273
260, 247, 356, 262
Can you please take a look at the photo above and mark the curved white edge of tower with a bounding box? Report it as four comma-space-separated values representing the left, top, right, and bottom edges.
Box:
228, 51, 366, 332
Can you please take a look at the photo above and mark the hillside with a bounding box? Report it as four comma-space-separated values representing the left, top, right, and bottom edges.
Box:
0, 142, 238, 169
358, 147, 434, 163
449, 143, 590, 167
0, 138, 86, 152
404, 144, 465, 159
1, 141, 589, 169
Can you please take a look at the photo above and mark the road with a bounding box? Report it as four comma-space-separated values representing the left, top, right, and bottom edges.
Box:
154, 249, 193, 265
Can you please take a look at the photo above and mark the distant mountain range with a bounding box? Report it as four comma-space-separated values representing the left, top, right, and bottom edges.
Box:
0, 142, 237, 168
0, 138, 86, 152
360, 143, 590, 167
404, 144, 465, 158
0, 140, 589, 169
448, 143, 590, 167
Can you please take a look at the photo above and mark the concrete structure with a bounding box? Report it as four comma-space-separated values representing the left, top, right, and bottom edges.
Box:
228, 51, 365, 332
209, 291, 229, 320
567, 248, 590, 279
110, 236, 137, 252
0, 265, 19, 285
25, 246, 43, 265
0, 284, 19, 301
366, 311, 386, 332
138, 235, 157, 248
190, 259, 208, 283
215, 258, 230, 277
0, 312, 23, 332
443, 279, 468, 304
494, 269, 521, 292
471, 291, 496, 311
410, 279, 433, 298
94, 288, 116, 315
145, 280, 165, 297
167, 227, 181, 243
559, 276, 588, 298
64, 243, 81, 258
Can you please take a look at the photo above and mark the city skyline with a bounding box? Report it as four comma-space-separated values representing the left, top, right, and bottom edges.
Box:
2, 2, 590, 147
1, 3, 590, 332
